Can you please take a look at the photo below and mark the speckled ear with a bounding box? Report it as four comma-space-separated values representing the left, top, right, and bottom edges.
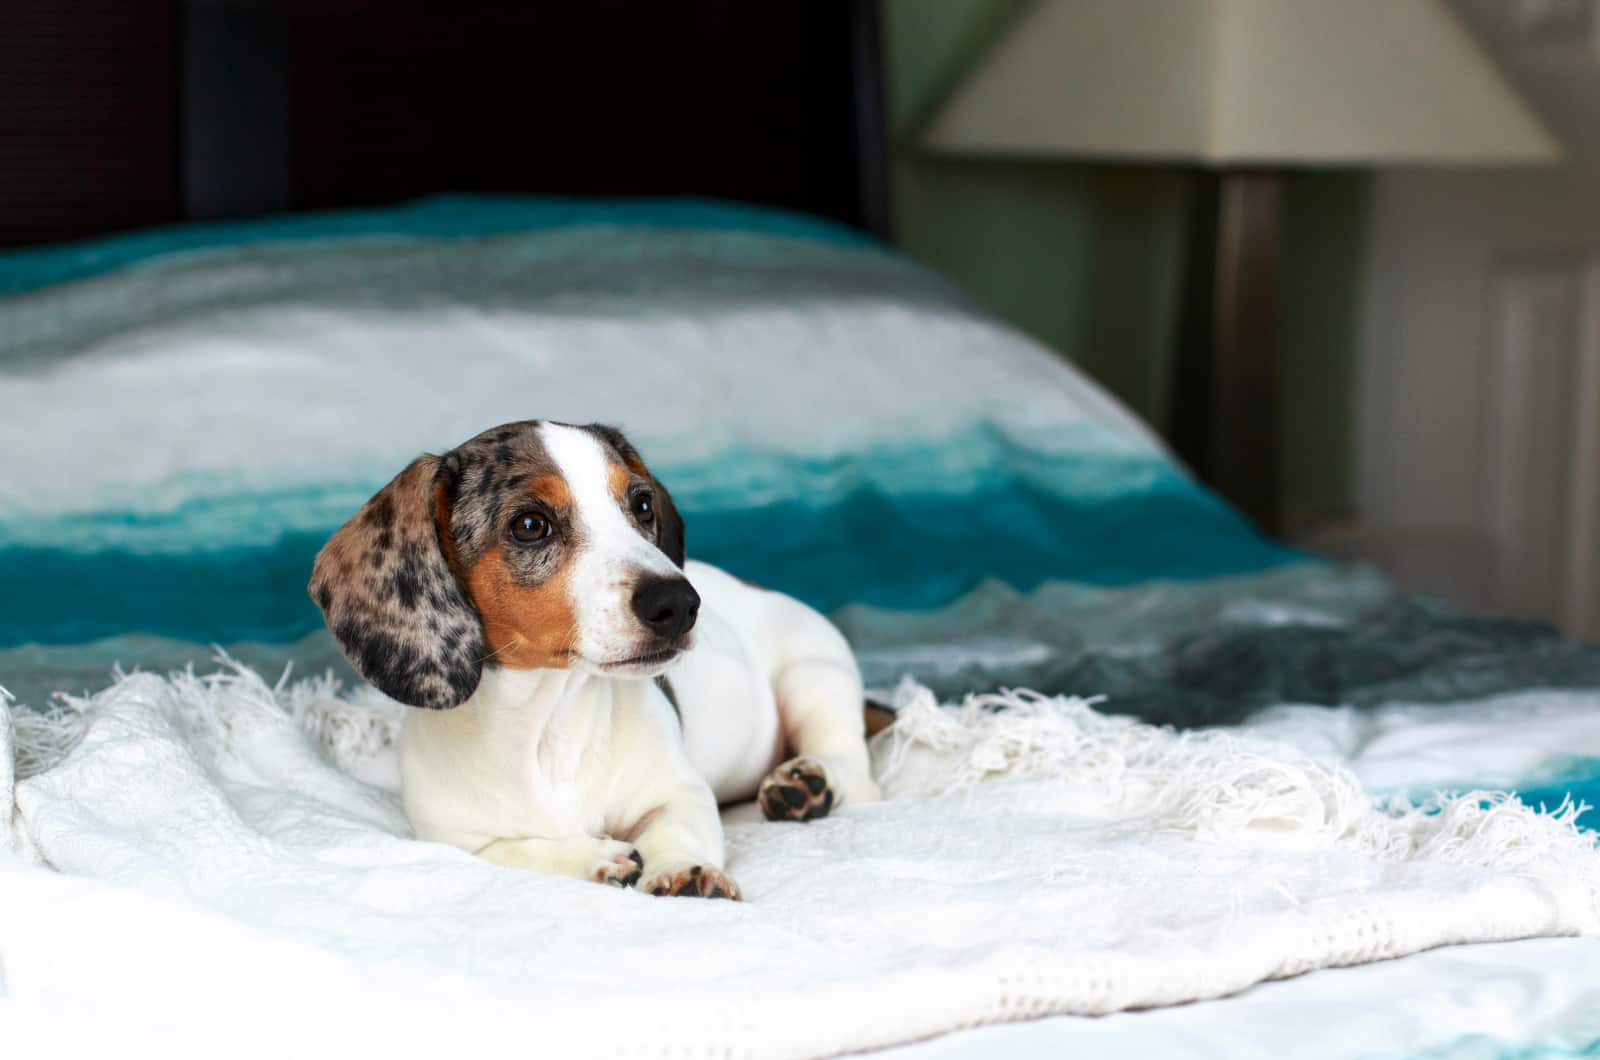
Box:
308, 456, 485, 709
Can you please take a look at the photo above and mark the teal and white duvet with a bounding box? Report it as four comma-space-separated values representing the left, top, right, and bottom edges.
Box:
1, 197, 1596, 1056
0, 195, 1296, 682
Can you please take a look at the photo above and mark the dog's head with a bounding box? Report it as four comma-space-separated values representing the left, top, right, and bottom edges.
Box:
309, 421, 693, 709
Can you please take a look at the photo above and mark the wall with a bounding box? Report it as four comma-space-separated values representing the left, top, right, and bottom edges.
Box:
184, 0, 292, 221
882, 0, 1367, 529
885, 0, 1187, 430
1351, 0, 1600, 636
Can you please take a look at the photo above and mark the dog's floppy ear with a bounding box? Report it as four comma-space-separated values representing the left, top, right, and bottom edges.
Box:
586, 423, 686, 567
308, 455, 486, 709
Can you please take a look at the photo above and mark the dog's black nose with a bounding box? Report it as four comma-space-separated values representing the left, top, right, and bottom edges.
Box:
631, 577, 700, 640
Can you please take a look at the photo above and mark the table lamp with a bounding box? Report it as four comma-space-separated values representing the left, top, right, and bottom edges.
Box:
924, 0, 1561, 534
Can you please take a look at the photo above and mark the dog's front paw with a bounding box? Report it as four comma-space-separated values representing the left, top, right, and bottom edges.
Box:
759, 755, 836, 822
591, 839, 644, 888
641, 864, 742, 900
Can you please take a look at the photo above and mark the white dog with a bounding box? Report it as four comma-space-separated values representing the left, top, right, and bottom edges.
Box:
310, 420, 881, 899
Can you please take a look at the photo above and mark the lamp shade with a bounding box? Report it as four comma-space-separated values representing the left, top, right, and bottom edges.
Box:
924, 0, 1561, 166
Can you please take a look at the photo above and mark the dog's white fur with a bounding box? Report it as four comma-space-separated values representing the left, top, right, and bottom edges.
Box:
400, 424, 880, 894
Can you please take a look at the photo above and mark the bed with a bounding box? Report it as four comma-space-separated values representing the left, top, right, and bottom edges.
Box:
2, 192, 1598, 1058
3, 5, 1598, 1057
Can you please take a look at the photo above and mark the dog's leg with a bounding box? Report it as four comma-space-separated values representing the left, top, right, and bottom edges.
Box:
761, 655, 883, 822
625, 782, 741, 900
607, 695, 741, 900
476, 834, 644, 887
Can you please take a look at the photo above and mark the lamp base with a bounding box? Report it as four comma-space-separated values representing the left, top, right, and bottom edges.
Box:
1170, 169, 1283, 537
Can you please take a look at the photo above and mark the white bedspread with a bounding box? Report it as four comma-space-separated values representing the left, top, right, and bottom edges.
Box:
1, 666, 1597, 1059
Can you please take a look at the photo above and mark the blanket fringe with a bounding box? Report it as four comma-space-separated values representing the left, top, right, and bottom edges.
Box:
8, 650, 402, 782
874, 679, 1600, 930
9, 662, 1598, 929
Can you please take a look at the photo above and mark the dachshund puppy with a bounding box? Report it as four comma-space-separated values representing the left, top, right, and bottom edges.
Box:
309, 421, 881, 899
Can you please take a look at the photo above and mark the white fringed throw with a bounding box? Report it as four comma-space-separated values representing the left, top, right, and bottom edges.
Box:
1, 661, 1596, 1059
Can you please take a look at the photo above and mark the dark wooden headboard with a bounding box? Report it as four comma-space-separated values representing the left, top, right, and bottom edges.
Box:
1, 0, 890, 249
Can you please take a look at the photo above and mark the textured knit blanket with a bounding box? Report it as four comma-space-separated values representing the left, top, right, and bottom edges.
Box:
2, 662, 1597, 1059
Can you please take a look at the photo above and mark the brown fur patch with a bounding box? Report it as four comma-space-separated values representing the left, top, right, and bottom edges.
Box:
528, 473, 573, 510
465, 541, 578, 669
607, 462, 631, 503
864, 703, 896, 737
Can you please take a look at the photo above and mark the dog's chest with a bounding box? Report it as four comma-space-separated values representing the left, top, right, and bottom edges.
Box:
669, 610, 784, 802
507, 695, 614, 826
401, 673, 620, 839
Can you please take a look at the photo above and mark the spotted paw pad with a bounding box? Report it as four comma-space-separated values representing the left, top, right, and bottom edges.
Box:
759, 756, 836, 822
644, 864, 742, 900
596, 848, 644, 888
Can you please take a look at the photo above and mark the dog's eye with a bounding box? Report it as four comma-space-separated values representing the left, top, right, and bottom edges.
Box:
630, 489, 655, 525
510, 512, 552, 543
